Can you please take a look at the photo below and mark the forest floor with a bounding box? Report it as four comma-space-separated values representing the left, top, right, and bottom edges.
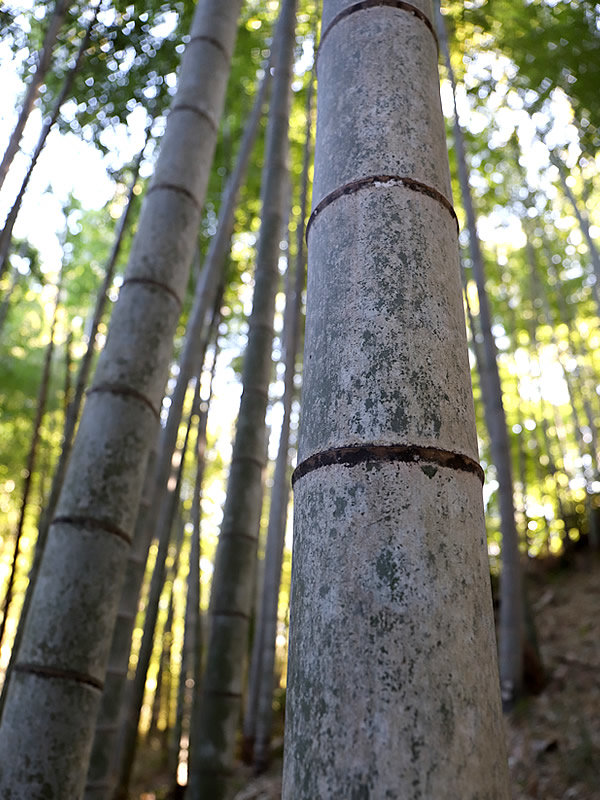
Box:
133, 554, 600, 800
506, 554, 600, 800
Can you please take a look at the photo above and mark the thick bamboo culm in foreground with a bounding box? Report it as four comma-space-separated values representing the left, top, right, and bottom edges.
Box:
283, 1, 511, 796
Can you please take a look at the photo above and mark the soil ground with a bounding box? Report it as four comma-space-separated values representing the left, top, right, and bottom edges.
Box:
505, 555, 600, 800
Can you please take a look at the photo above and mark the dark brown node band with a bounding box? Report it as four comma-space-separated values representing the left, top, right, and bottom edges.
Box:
146, 181, 202, 212
87, 382, 160, 420
170, 102, 217, 133
188, 33, 230, 62
52, 514, 133, 546
318, 1, 438, 57
231, 451, 267, 470
218, 530, 259, 545
195, 763, 234, 775
15, 662, 104, 691
249, 318, 275, 335
121, 276, 183, 309
306, 175, 459, 240
105, 666, 128, 679
292, 443, 485, 485
240, 384, 270, 405
212, 609, 250, 620
205, 689, 242, 699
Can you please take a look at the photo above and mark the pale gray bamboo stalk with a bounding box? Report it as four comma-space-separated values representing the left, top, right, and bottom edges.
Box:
541, 243, 597, 453
0, 146, 147, 728
538, 397, 570, 526
0, 269, 20, 335
84, 314, 218, 800
169, 353, 216, 785
169, 450, 204, 785
531, 192, 600, 429
188, 3, 297, 797
38, 140, 147, 546
36, 394, 56, 515
92, 87, 273, 763
516, 422, 531, 545
160, 548, 181, 745
466, 272, 542, 668
0, 266, 63, 651
462, 274, 486, 386
241, 421, 274, 740
253, 74, 313, 775
82, 443, 159, 800
0, 4, 98, 280
148, 558, 178, 742
242, 179, 296, 767
64, 326, 73, 417
144, 65, 271, 554
532, 243, 600, 547
113, 382, 200, 800
566, 338, 600, 472
283, 1, 509, 796
553, 155, 600, 312
0, 3, 242, 795
170, 521, 197, 783
438, 7, 524, 708
241, 566, 265, 763
527, 244, 577, 527
0, 0, 74, 191
494, 305, 549, 686
151, 510, 186, 750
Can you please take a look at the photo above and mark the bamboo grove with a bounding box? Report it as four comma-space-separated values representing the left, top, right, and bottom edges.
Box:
0, 0, 599, 797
